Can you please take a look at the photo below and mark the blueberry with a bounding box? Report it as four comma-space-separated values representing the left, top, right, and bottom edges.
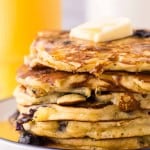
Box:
58, 121, 68, 131
134, 29, 150, 38
19, 132, 49, 146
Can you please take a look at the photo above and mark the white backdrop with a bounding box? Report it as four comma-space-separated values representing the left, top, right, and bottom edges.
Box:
62, 0, 150, 29
86, 0, 150, 28
62, 0, 86, 29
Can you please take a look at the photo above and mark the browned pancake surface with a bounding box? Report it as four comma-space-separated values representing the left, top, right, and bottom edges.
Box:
17, 65, 150, 95
27, 31, 150, 73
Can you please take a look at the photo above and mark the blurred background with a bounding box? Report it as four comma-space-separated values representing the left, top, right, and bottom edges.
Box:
0, 0, 149, 99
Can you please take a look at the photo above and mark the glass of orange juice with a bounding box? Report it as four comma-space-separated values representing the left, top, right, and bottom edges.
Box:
0, 0, 61, 99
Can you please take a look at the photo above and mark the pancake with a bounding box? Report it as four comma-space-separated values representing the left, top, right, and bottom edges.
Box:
16, 65, 150, 96
14, 85, 87, 106
17, 104, 150, 121
18, 132, 150, 150
25, 31, 150, 74
15, 85, 150, 112
23, 117, 150, 139
14, 29, 150, 150
47, 136, 150, 150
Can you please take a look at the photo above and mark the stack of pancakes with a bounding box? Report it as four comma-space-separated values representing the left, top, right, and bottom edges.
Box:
14, 30, 150, 150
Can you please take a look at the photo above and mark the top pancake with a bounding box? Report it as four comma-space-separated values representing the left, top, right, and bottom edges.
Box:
25, 30, 150, 74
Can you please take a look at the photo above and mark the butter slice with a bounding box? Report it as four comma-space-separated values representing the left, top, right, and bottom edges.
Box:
70, 17, 133, 42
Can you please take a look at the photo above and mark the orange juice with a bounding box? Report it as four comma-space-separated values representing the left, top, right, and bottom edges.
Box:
0, 0, 61, 99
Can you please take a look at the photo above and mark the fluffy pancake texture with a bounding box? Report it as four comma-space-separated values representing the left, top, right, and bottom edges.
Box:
17, 104, 149, 122
47, 136, 150, 150
23, 118, 150, 139
17, 65, 150, 96
14, 30, 150, 150
14, 85, 150, 110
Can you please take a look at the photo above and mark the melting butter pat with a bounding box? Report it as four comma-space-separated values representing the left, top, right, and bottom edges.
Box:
70, 17, 133, 42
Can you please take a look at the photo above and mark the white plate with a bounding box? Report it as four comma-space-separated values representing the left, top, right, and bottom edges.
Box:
0, 97, 56, 150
